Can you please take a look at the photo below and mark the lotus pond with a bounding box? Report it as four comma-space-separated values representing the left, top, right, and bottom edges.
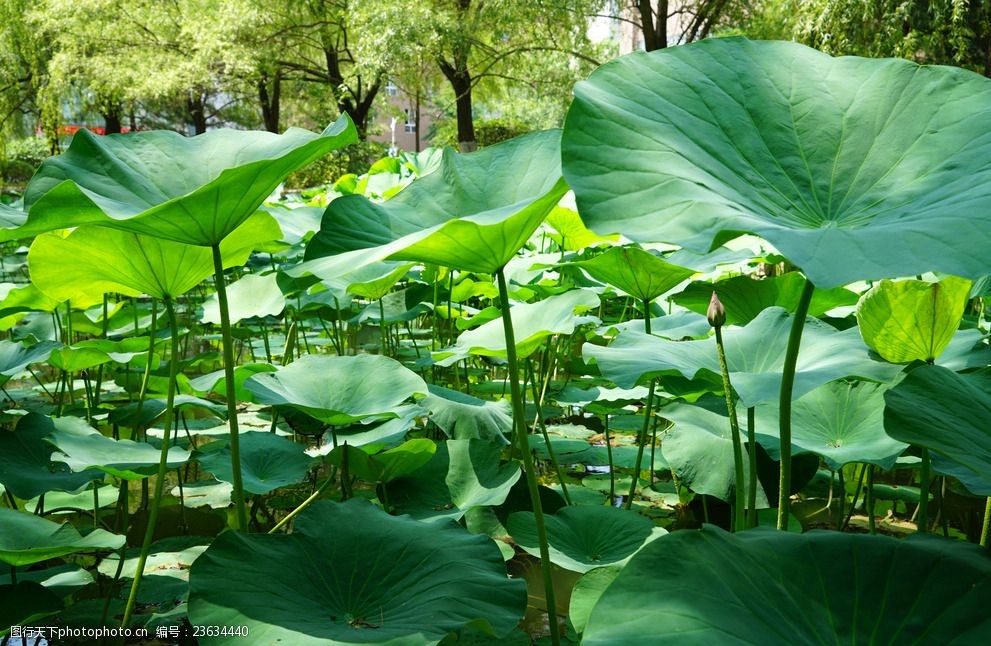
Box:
1, 38, 990, 645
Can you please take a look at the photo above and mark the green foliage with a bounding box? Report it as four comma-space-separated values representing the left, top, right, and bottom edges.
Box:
0, 137, 48, 186
430, 117, 534, 149
284, 140, 389, 190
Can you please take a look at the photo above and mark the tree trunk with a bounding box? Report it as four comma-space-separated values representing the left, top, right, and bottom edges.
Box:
637, 0, 667, 51
259, 70, 281, 133
187, 94, 207, 135
440, 58, 476, 152
103, 110, 122, 135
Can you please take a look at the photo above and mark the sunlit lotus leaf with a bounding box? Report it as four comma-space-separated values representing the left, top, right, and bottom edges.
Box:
586, 307, 900, 407
17, 117, 356, 245
857, 276, 971, 363
245, 354, 427, 425
0, 507, 124, 566
434, 289, 599, 366
201, 272, 286, 325
298, 130, 568, 279
563, 38, 991, 288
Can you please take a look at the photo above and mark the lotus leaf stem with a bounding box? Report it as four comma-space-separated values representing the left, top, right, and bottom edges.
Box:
714, 324, 746, 532
121, 295, 180, 627
627, 298, 657, 510
747, 407, 757, 528
980, 497, 991, 548
777, 278, 816, 530
496, 269, 560, 646
917, 448, 931, 534
212, 244, 248, 532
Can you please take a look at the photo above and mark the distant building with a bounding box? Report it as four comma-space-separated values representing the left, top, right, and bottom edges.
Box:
368, 81, 439, 153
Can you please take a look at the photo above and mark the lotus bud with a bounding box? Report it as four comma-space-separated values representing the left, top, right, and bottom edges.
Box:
707, 291, 726, 328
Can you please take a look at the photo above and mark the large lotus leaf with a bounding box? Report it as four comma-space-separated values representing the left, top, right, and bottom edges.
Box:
387, 440, 521, 523
0, 339, 59, 383
568, 567, 621, 635
569, 247, 693, 302
48, 337, 150, 372
423, 384, 512, 444
884, 365, 991, 496
661, 403, 766, 505
938, 329, 991, 371
545, 205, 618, 250
672, 273, 859, 326
0, 507, 125, 566
245, 354, 427, 425
343, 261, 416, 301
562, 38, 991, 289
28, 211, 281, 307
434, 289, 599, 367
0, 413, 102, 499
857, 276, 971, 363
586, 306, 901, 407
187, 499, 526, 644
201, 272, 286, 324
16, 117, 357, 246
508, 506, 665, 573
755, 380, 906, 470
0, 283, 61, 330
45, 415, 191, 480
326, 439, 436, 485
582, 526, 991, 644
297, 130, 568, 278
196, 432, 314, 495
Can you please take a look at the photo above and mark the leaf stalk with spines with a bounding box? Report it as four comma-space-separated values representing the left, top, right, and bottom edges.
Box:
709, 292, 745, 532
496, 268, 560, 646
777, 278, 816, 530
121, 295, 180, 627
626, 298, 657, 510
212, 244, 248, 532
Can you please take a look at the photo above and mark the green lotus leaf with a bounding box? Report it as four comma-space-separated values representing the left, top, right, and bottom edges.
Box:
188, 363, 279, 403
0, 563, 94, 597
297, 129, 568, 279
585, 306, 901, 407
0, 413, 102, 499
582, 526, 991, 644
562, 38, 991, 288
423, 384, 512, 444
672, 273, 859, 326
938, 329, 991, 371
28, 211, 281, 307
0, 507, 125, 566
596, 309, 711, 340
45, 415, 191, 480
661, 402, 766, 505
386, 439, 522, 523
0, 339, 59, 384
195, 432, 313, 495
201, 272, 286, 325
545, 205, 618, 251
17, 117, 357, 246
755, 381, 907, 470
569, 247, 693, 302
48, 337, 149, 372
343, 262, 416, 301
434, 288, 599, 367
262, 204, 324, 246
326, 439, 436, 485
244, 354, 427, 425
568, 567, 621, 635
187, 499, 526, 644
857, 276, 971, 364
884, 365, 991, 496
508, 506, 665, 573
0, 284, 61, 329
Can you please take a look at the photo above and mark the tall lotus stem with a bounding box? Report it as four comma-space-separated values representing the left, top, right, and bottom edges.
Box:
626, 298, 657, 510
709, 293, 745, 531
212, 244, 248, 532
121, 295, 180, 627
917, 448, 931, 533
778, 278, 816, 530
980, 497, 990, 548
747, 407, 758, 528
496, 269, 560, 646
